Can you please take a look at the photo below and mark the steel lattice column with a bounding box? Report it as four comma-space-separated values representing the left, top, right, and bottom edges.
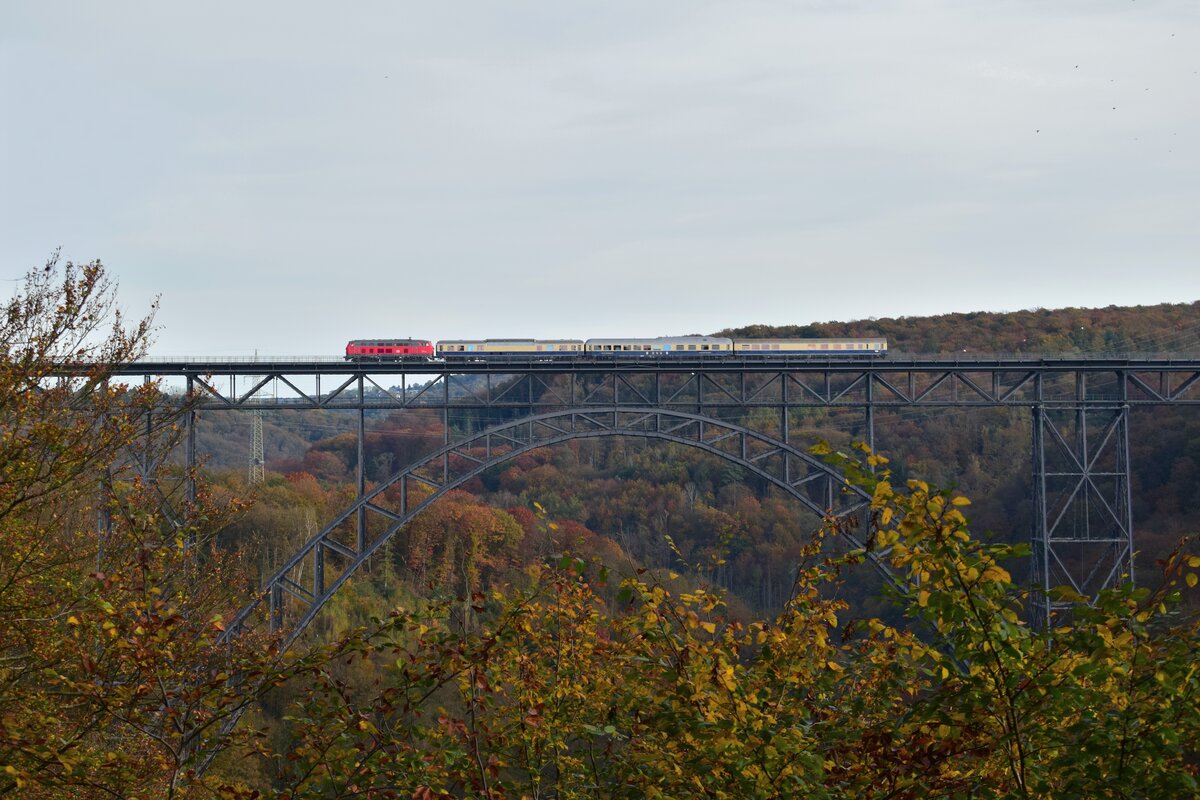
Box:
1031, 400, 1135, 627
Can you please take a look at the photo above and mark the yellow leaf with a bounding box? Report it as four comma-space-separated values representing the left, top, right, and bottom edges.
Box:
1186, 572, 1198, 588
1186, 556, 1200, 568
826, 660, 844, 672
700, 621, 716, 635
66, 615, 79, 626
981, 566, 1011, 584
917, 590, 930, 608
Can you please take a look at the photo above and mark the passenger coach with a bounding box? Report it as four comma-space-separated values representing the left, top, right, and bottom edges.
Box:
586, 336, 733, 355
733, 338, 887, 356
437, 339, 585, 359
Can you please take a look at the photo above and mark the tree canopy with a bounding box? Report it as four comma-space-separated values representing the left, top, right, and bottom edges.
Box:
1, 257, 1196, 797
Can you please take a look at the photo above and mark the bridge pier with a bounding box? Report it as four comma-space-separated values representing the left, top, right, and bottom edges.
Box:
1030, 397, 1135, 627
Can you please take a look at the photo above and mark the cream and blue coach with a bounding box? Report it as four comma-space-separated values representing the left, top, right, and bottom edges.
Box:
436, 339, 585, 359
733, 338, 887, 356
585, 336, 734, 355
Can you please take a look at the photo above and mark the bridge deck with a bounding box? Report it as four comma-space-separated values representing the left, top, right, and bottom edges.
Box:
114, 353, 1200, 375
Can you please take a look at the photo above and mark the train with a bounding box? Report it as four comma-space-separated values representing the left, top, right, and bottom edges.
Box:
345, 336, 887, 361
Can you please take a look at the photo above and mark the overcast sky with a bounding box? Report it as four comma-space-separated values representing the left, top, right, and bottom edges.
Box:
2, 1, 1198, 355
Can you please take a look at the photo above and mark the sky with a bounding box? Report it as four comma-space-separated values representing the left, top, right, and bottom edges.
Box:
2, 1, 1198, 356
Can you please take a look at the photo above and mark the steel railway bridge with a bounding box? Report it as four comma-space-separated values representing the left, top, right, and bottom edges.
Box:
110, 353, 1200, 636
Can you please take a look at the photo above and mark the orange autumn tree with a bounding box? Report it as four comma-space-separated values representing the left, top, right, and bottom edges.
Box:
400, 490, 523, 598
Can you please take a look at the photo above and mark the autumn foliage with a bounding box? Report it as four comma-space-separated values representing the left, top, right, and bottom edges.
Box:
2, 257, 1198, 797
259, 446, 1200, 799
0, 257, 325, 797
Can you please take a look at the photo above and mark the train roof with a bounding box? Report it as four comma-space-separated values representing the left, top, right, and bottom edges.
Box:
734, 337, 887, 343
347, 338, 430, 345
586, 336, 733, 344
437, 338, 584, 345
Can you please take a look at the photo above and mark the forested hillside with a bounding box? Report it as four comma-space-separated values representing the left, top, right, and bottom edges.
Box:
719, 300, 1200, 354
4, 262, 1197, 797
202, 301, 1200, 620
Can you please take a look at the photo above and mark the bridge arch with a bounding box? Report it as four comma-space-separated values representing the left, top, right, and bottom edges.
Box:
224, 407, 882, 644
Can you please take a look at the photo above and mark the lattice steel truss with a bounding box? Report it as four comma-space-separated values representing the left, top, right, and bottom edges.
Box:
223, 408, 877, 641
1030, 375, 1138, 626
95, 355, 1200, 637
126, 356, 1200, 413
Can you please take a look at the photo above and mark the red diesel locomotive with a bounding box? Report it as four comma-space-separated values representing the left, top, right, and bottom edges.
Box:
344, 339, 434, 361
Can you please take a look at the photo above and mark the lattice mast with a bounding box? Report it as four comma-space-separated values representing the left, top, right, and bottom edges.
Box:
249, 409, 265, 485
248, 352, 266, 485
